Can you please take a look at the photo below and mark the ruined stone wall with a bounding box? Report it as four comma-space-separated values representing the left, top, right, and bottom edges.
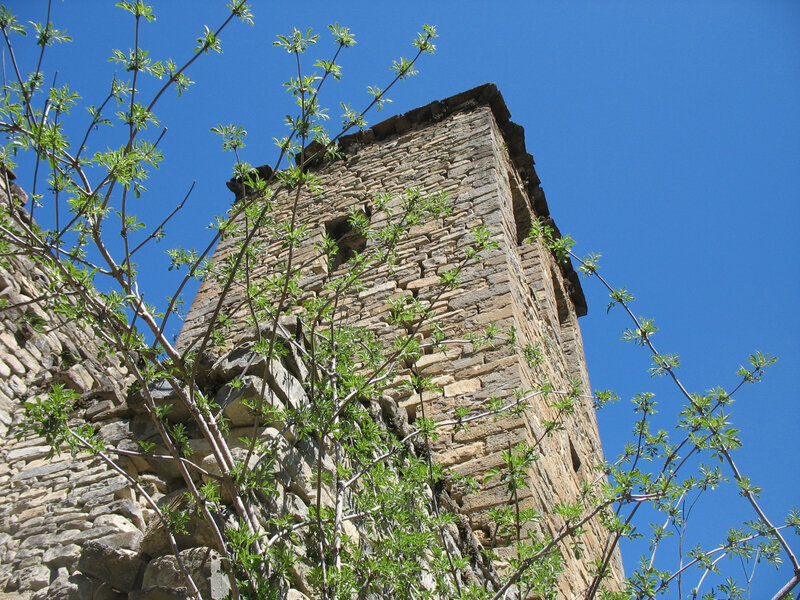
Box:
0, 193, 140, 597
0, 179, 494, 598
179, 84, 623, 593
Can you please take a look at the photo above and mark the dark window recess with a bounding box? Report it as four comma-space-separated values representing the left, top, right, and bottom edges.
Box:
569, 438, 582, 473
509, 173, 532, 245
325, 211, 369, 270
551, 268, 571, 327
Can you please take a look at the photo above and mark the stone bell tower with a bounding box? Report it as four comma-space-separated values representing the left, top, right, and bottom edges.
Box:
179, 83, 623, 592
0, 84, 621, 598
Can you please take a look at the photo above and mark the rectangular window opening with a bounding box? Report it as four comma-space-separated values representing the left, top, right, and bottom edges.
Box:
509, 173, 532, 245
569, 438, 582, 473
325, 211, 369, 270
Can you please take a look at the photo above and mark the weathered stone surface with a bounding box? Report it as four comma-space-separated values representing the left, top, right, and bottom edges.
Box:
11, 460, 72, 482
210, 351, 305, 411
89, 499, 146, 530
237, 317, 309, 383
97, 420, 131, 445
129, 587, 188, 600
141, 546, 229, 600
77, 540, 146, 593
62, 363, 94, 393
214, 375, 272, 426
9, 564, 50, 592
443, 378, 482, 398
43, 543, 82, 568
6, 445, 52, 462
139, 493, 221, 559
129, 379, 192, 423
31, 572, 93, 600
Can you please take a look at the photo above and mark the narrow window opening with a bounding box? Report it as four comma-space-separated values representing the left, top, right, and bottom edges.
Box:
551, 268, 571, 327
325, 211, 368, 270
509, 173, 532, 245
569, 438, 582, 473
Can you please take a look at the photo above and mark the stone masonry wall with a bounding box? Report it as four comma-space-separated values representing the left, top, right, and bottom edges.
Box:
0, 184, 140, 597
0, 84, 622, 598
178, 84, 623, 594
0, 178, 495, 598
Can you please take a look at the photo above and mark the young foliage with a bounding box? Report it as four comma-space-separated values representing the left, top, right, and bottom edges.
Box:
0, 4, 795, 600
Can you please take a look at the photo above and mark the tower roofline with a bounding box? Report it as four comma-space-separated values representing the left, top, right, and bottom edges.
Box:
228, 83, 588, 317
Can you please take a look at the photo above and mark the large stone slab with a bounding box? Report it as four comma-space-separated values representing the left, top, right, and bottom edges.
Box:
77, 540, 146, 593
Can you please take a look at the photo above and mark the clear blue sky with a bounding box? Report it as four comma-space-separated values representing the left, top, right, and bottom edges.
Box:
6, 1, 799, 597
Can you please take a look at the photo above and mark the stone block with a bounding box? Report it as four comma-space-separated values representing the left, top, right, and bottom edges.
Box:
6, 444, 53, 462
139, 492, 221, 559
358, 280, 396, 299
77, 540, 146, 592
89, 499, 146, 530
31, 572, 93, 600
129, 380, 192, 424
214, 375, 274, 427
141, 546, 229, 600
471, 304, 514, 325
98, 420, 131, 445
63, 364, 94, 394
438, 441, 485, 467
13, 563, 50, 591
84, 400, 114, 421
3, 353, 25, 378
43, 543, 81, 569
443, 378, 482, 398
405, 275, 441, 291
11, 460, 71, 483
94, 513, 139, 534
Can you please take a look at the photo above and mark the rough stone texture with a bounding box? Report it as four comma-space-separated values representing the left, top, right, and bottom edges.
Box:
0, 84, 622, 598
179, 83, 623, 593
0, 179, 494, 599
0, 218, 491, 597
0, 176, 142, 597
141, 547, 228, 600
77, 541, 146, 593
